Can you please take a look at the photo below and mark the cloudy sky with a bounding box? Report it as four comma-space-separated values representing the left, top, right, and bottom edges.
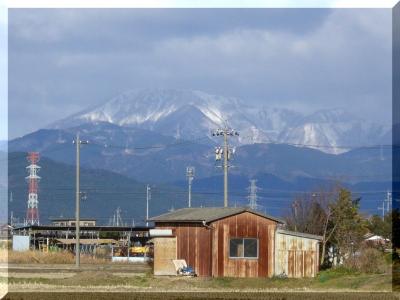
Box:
8, 8, 391, 139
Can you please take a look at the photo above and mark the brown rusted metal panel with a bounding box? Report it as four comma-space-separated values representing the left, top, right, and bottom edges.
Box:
154, 223, 212, 277
288, 249, 295, 277
210, 211, 274, 278
229, 216, 236, 237
304, 251, 313, 277
188, 226, 196, 270
217, 223, 224, 276
258, 224, 267, 276
236, 214, 245, 236
248, 213, 257, 236
212, 223, 218, 276
296, 250, 303, 278
203, 226, 212, 276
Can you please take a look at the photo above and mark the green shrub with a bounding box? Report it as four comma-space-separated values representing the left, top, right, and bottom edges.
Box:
317, 266, 360, 283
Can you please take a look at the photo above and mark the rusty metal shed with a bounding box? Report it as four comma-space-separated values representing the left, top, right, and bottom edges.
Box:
149, 207, 287, 278
275, 229, 322, 278
150, 207, 321, 278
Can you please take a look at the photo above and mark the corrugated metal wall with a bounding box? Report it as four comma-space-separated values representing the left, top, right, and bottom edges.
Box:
211, 212, 277, 278
157, 223, 213, 277
274, 232, 319, 278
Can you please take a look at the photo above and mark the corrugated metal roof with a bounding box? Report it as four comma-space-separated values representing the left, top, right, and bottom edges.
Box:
276, 229, 323, 241
49, 217, 96, 221
149, 207, 284, 224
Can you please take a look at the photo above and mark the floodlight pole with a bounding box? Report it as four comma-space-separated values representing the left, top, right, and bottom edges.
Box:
186, 167, 195, 208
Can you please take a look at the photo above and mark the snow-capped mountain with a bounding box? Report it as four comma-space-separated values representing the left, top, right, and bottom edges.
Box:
278, 109, 390, 154
50, 89, 390, 154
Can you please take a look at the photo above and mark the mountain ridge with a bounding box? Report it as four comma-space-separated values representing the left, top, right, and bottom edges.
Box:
8, 122, 391, 184
48, 88, 390, 154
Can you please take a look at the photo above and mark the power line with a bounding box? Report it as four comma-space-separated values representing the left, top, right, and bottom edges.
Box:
89, 136, 210, 152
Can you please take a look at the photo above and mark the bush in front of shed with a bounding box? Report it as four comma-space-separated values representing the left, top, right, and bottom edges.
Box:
340, 247, 388, 274
356, 247, 387, 274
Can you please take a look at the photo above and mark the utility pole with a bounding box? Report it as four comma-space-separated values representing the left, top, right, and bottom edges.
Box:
378, 200, 386, 219
146, 185, 151, 227
9, 191, 14, 226
292, 200, 299, 232
186, 167, 195, 207
73, 132, 88, 268
385, 190, 392, 213
212, 125, 239, 207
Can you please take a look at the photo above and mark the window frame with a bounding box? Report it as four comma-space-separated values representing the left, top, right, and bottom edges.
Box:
229, 237, 259, 259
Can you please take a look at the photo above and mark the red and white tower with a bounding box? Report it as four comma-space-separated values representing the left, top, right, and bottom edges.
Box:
25, 152, 40, 225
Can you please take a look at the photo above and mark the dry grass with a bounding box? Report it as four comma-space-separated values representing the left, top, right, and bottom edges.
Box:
1, 249, 111, 264
6, 269, 393, 292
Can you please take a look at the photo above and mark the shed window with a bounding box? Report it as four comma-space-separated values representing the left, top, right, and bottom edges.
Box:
229, 238, 258, 258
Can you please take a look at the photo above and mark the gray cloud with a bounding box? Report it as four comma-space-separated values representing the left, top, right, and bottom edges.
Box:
8, 8, 391, 138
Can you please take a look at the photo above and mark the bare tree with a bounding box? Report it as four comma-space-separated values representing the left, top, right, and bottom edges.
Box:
285, 185, 341, 266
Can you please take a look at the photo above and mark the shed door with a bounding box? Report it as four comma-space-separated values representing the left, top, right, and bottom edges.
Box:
153, 237, 177, 275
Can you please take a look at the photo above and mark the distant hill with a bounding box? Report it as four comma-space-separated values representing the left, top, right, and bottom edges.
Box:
8, 152, 392, 222
8, 152, 209, 226
8, 122, 391, 184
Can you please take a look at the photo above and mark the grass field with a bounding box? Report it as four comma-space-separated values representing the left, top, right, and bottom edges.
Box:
1, 250, 397, 299
3, 266, 394, 292
2, 291, 400, 300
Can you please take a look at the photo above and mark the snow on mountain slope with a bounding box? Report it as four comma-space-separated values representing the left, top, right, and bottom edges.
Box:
51, 89, 271, 144
50, 89, 390, 154
279, 109, 389, 154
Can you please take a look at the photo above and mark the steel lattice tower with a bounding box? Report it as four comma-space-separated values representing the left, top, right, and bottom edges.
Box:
26, 152, 40, 225
247, 179, 259, 210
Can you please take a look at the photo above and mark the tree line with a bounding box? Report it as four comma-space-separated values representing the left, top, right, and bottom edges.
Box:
284, 185, 395, 271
